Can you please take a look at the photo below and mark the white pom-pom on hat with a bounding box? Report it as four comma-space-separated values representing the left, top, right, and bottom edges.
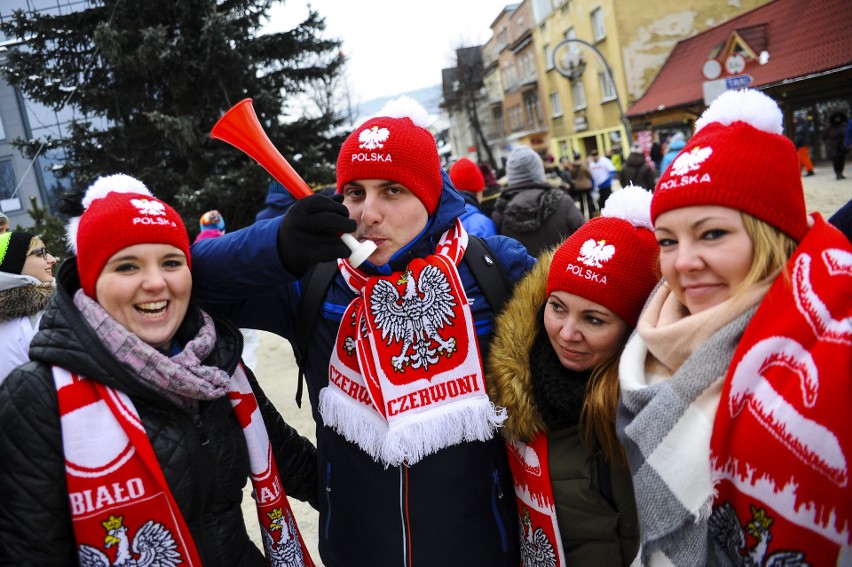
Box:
66, 173, 152, 254
376, 95, 430, 128
600, 184, 653, 231
694, 89, 783, 135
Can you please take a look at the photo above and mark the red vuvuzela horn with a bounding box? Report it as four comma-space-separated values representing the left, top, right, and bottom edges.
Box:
211, 98, 375, 266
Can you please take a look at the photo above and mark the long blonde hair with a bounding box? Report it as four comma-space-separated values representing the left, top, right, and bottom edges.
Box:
580, 341, 629, 469
734, 213, 798, 296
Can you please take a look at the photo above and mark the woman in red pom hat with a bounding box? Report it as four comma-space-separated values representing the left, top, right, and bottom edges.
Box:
0, 174, 319, 566
488, 185, 660, 566
618, 89, 852, 566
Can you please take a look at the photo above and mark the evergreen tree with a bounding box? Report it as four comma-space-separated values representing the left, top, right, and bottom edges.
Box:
0, 0, 347, 233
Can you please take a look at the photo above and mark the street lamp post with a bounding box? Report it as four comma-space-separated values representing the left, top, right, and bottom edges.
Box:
552, 38, 632, 145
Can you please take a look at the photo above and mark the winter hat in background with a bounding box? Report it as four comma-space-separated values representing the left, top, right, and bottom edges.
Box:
0, 231, 36, 275
506, 146, 546, 185
547, 186, 660, 327
653, 89, 808, 242
479, 163, 499, 187
449, 157, 485, 192
67, 174, 191, 299
336, 96, 443, 214
199, 209, 225, 233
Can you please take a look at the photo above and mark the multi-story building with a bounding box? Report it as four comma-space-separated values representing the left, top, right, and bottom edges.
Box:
627, 0, 852, 161
0, 0, 87, 227
531, 0, 771, 160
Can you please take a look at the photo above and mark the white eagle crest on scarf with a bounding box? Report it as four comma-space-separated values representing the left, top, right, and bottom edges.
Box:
369, 266, 457, 372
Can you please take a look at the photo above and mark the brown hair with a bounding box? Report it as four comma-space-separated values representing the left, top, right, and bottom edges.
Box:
580, 337, 629, 469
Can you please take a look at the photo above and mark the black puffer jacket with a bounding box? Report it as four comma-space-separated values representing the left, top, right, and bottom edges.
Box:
492, 182, 585, 257
0, 258, 318, 565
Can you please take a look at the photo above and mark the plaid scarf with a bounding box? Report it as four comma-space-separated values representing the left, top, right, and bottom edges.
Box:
319, 220, 505, 466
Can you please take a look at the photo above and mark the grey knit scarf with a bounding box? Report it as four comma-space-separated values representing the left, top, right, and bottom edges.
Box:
617, 307, 756, 566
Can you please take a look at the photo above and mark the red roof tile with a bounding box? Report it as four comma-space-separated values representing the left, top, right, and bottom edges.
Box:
627, 0, 852, 117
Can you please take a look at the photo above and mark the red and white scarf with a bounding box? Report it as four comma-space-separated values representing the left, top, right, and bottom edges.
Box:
709, 215, 852, 565
506, 434, 566, 566
318, 220, 506, 466
55, 364, 314, 566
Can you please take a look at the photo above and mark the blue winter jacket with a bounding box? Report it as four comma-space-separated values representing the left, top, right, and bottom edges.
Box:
459, 191, 498, 238
191, 171, 533, 567
659, 137, 687, 176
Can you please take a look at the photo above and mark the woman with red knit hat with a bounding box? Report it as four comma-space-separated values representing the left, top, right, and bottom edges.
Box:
0, 174, 318, 565
488, 185, 660, 566
449, 156, 497, 238
617, 89, 852, 566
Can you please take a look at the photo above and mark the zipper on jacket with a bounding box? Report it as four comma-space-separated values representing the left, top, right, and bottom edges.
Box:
491, 470, 509, 553
323, 462, 332, 541
399, 465, 412, 567
193, 412, 210, 446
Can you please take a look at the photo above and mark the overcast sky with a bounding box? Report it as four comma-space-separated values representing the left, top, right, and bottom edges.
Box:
264, 0, 513, 103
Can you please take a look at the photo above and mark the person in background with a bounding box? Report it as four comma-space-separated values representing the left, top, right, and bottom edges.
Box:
0, 212, 9, 234
607, 147, 623, 173
0, 231, 57, 381
571, 151, 597, 219
821, 110, 849, 180
649, 133, 663, 176
449, 157, 497, 238
829, 197, 852, 243
588, 149, 616, 210
793, 114, 815, 177
194, 209, 260, 372
0, 174, 318, 565
658, 132, 686, 176
493, 145, 585, 257
191, 96, 535, 567
197, 208, 225, 240
478, 162, 503, 218
557, 155, 575, 191
617, 89, 851, 566
619, 144, 656, 191
489, 186, 659, 566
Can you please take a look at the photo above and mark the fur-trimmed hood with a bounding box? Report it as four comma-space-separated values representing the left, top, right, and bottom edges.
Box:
0, 280, 54, 323
487, 250, 555, 442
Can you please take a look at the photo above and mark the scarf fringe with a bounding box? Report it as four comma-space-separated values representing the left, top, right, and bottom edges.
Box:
319, 386, 506, 467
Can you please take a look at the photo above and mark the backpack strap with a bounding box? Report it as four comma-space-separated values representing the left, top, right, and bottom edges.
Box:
293, 261, 338, 408
292, 236, 511, 407
464, 235, 511, 313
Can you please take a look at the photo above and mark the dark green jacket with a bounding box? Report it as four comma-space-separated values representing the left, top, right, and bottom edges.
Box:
488, 252, 638, 566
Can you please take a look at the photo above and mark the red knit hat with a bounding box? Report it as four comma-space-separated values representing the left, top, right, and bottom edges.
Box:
450, 157, 485, 192
336, 96, 442, 214
547, 186, 660, 327
66, 174, 191, 299
653, 89, 808, 242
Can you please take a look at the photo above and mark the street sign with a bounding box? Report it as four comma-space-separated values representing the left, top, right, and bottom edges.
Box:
725, 74, 753, 89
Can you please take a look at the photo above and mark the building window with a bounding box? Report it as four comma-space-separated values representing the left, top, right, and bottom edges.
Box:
0, 112, 5, 141
571, 81, 587, 110
509, 105, 524, 131
0, 158, 17, 200
544, 43, 553, 69
523, 91, 543, 128
591, 8, 606, 41
550, 92, 563, 117
566, 27, 579, 52
599, 71, 616, 101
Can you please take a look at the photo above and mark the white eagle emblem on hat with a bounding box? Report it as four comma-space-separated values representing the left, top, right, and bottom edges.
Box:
578, 238, 615, 268
359, 125, 390, 150
130, 198, 167, 216
670, 145, 713, 177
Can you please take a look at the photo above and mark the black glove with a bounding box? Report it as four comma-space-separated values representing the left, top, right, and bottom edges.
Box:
277, 193, 357, 273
